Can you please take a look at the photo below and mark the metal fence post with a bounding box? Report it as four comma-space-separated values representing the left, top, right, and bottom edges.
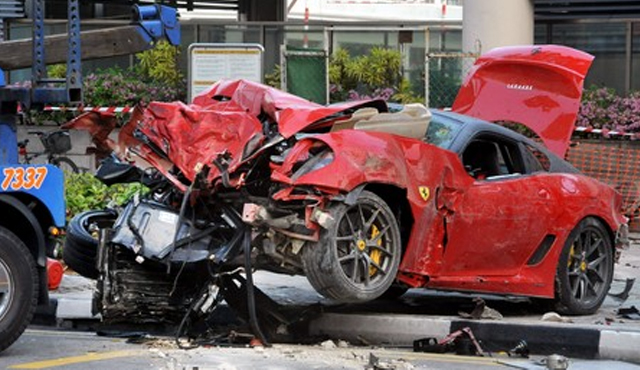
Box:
424, 27, 430, 107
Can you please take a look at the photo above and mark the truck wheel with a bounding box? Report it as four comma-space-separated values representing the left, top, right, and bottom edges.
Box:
302, 191, 402, 303
63, 210, 117, 279
0, 226, 38, 353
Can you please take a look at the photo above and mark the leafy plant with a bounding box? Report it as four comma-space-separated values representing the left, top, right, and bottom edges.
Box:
65, 172, 147, 221
392, 79, 424, 104
265, 65, 282, 88
83, 67, 183, 107
135, 40, 184, 88
328, 47, 423, 104
48, 64, 67, 79
577, 86, 640, 133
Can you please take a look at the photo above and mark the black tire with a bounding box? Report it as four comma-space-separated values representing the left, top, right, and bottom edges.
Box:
0, 226, 38, 353
553, 217, 614, 315
63, 210, 117, 279
50, 156, 79, 174
302, 191, 402, 303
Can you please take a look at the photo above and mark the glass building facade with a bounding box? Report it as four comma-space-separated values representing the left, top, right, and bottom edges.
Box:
535, 22, 631, 94
533, 0, 640, 94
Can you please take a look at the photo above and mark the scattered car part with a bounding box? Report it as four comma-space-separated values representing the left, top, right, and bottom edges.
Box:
413, 327, 484, 356
608, 277, 636, 303
507, 340, 530, 358
617, 306, 640, 320
540, 354, 570, 370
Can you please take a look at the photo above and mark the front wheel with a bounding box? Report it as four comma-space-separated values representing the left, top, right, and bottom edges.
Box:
0, 226, 39, 352
302, 191, 402, 303
553, 217, 614, 315
50, 156, 79, 173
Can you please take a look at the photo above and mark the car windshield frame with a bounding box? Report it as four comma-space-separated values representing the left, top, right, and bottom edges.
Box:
425, 110, 464, 150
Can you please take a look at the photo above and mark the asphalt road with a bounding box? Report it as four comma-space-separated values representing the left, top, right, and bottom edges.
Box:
2, 328, 640, 370
0, 328, 532, 370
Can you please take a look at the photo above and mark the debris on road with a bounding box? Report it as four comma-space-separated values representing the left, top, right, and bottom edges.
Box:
540, 312, 574, 323
413, 327, 484, 356
320, 339, 337, 349
539, 354, 570, 370
365, 353, 415, 370
458, 297, 504, 320
617, 306, 640, 320
609, 278, 636, 303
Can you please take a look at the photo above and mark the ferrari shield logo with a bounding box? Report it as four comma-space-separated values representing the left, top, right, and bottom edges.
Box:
418, 186, 430, 201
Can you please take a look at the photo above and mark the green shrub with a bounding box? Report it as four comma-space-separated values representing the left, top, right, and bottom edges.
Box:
329, 47, 424, 103
65, 172, 147, 220
135, 40, 185, 89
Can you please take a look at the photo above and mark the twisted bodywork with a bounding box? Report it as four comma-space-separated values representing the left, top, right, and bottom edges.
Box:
63, 45, 627, 328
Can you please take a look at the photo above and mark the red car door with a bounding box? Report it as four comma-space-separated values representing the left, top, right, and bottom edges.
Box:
440, 174, 556, 277
436, 134, 557, 278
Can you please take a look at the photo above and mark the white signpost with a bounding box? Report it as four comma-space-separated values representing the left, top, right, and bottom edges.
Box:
188, 43, 264, 102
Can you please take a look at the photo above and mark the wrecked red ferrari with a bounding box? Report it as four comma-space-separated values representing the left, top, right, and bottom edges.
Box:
63, 45, 628, 332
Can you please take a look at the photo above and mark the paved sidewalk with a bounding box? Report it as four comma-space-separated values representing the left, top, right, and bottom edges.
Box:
47, 239, 640, 363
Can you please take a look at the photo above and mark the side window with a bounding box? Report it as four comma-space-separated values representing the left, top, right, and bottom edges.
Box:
523, 144, 551, 173
462, 136, 524, 180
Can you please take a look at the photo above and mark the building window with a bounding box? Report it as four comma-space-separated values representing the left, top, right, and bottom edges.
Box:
549, 23, 626, 93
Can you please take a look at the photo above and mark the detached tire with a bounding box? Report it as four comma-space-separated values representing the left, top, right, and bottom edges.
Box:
0, 226, 38, 353
63, 210, 117, 279
554, 217, 614, 315
302, 191, 402, 303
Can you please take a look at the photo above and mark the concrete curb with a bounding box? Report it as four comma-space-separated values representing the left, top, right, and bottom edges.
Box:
38, 298, 640, 364
309, 313, 640, 364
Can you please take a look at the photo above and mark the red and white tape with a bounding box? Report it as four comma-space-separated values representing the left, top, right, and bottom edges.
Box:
573, 126, 639, 138
44, 105, 134, 114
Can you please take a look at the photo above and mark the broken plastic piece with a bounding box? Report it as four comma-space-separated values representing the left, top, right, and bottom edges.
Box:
507, 340, 530, 358
617, 305, 640, 320
608, 278, 636, 303
413, 327, 484, 356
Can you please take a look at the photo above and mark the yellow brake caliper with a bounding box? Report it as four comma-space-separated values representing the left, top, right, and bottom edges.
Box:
369, 225, 383, 276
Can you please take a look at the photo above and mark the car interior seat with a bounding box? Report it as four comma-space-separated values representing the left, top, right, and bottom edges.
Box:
353, 103, 431, 139
462, 140, 502, 179
331, 107, 380, 132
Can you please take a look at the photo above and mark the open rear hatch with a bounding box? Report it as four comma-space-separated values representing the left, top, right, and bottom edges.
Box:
452, 44, 594, 157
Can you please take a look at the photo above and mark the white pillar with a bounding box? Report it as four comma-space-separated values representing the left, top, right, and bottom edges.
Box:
463, 0, 534, 54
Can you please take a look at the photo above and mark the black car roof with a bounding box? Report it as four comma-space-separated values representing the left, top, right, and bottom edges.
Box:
430, 109, 579, 174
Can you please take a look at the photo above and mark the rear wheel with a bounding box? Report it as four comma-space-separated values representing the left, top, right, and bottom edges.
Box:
51, 156, 79, 174
302, 191, 402, 303
554, 217, 614, 315
0, 226, 38, 353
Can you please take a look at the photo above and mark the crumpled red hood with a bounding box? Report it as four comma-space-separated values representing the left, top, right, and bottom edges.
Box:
137, 100, 264, 183
65, 80, 387, 187
193, 79, 387, 139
